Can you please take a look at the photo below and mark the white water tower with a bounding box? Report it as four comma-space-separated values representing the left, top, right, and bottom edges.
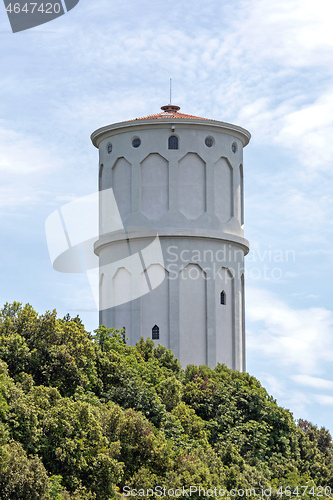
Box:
91, 104, 250, 370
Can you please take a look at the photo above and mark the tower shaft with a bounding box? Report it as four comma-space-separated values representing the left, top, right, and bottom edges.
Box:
91, 106, 250, 370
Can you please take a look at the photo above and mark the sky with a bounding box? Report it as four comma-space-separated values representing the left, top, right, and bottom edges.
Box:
1, 0, 333, 433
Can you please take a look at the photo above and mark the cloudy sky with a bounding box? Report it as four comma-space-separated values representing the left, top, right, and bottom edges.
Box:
1, 0, 333, 433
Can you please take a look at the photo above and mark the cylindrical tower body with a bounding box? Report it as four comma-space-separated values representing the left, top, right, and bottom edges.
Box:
91, 105, 250, 370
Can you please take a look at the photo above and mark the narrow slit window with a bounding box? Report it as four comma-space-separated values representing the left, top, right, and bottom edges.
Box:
168, 135, 178, 150
99, 164, 104, 191
240, 164, 244, 226
220, 291, 226, 305
152, 325, 160, 340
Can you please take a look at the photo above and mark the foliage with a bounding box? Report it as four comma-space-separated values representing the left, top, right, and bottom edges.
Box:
0, 302, 332, 499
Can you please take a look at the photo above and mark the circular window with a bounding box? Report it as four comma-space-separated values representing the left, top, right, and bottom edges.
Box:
132, 137, 141, 148
205, 136, 214, 148
231, 142, 237, 153
107, 143, 112, 154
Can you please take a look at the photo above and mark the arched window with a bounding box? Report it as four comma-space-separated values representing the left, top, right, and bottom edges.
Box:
152, 325, 160, 340
168, 135, 178, 150
220, 291, 226, 305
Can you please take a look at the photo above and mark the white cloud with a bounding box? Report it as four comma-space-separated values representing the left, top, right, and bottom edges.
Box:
277, 189, 332, 238
283, 391, 312, 419
14, 0, 332, 182
291, 374, 333, 390
229, 1, 333, 174
314, 395, 333, 406
252, 371, 313, 418
0, 185, 48, 210
276, 90, 333, 171
236, 0, 333, 69
247, 288, 333, 375
247, 184, 332, 239
237, 90, 333, 175
260, 374, 286, 397
0, 124, 69, 211
0, 125, 61, 173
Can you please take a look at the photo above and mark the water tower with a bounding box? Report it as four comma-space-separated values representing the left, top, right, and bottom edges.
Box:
91, 104, 250, 370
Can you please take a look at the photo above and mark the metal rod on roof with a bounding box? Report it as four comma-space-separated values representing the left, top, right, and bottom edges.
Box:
170, 78, 172, 104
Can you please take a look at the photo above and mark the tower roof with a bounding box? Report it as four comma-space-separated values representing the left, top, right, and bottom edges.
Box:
91, 104, 251, 148
131, 104, 211, 121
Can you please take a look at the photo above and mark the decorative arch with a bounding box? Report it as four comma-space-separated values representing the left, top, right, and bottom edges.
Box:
178, 152, 206, 219
216, 266, 234, 280
140, 153, 169, 219
110, 266, 132, 341
141, 264, 169, 348
111, 157, 132, 221
112, 267, 132, 307
215, 266, 234, 368
179, 261, 206, 275
214, 157, 233, 223
179, 264, 207, 366
145, 263, 168, 289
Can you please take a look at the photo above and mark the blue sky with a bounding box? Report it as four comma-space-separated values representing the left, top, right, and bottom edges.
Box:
1, 0, 333, 433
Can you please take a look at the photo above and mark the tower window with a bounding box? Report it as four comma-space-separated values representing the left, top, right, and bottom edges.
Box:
231, 142, 237, 153
168, 135, 178, 150
152, 325, 160, 340
205, 136, 214, 147
107, 143, 113, 154
132, 137, 141, 148
220, 291, 226, 305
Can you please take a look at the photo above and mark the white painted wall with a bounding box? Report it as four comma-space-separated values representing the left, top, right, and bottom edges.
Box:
141, 264, 169, 347
141, 153, 169, 219
93, 115, 250, 370
215, 267, 234, 368
179, 264, 207, 367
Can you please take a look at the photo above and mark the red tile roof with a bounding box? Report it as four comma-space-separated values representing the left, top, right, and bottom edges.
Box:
91, 104, 251, 148
130, 104, 212, 122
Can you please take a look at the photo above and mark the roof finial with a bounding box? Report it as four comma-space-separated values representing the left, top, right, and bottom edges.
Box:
161, 103, 180, 113
161, 79, 180, 113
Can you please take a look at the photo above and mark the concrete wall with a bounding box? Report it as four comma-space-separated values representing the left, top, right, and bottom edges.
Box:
95, 119, 249, 370
97, 124, 245, 235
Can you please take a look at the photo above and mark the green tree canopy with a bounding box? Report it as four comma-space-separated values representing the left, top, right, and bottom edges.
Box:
0, 302, 332, 499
